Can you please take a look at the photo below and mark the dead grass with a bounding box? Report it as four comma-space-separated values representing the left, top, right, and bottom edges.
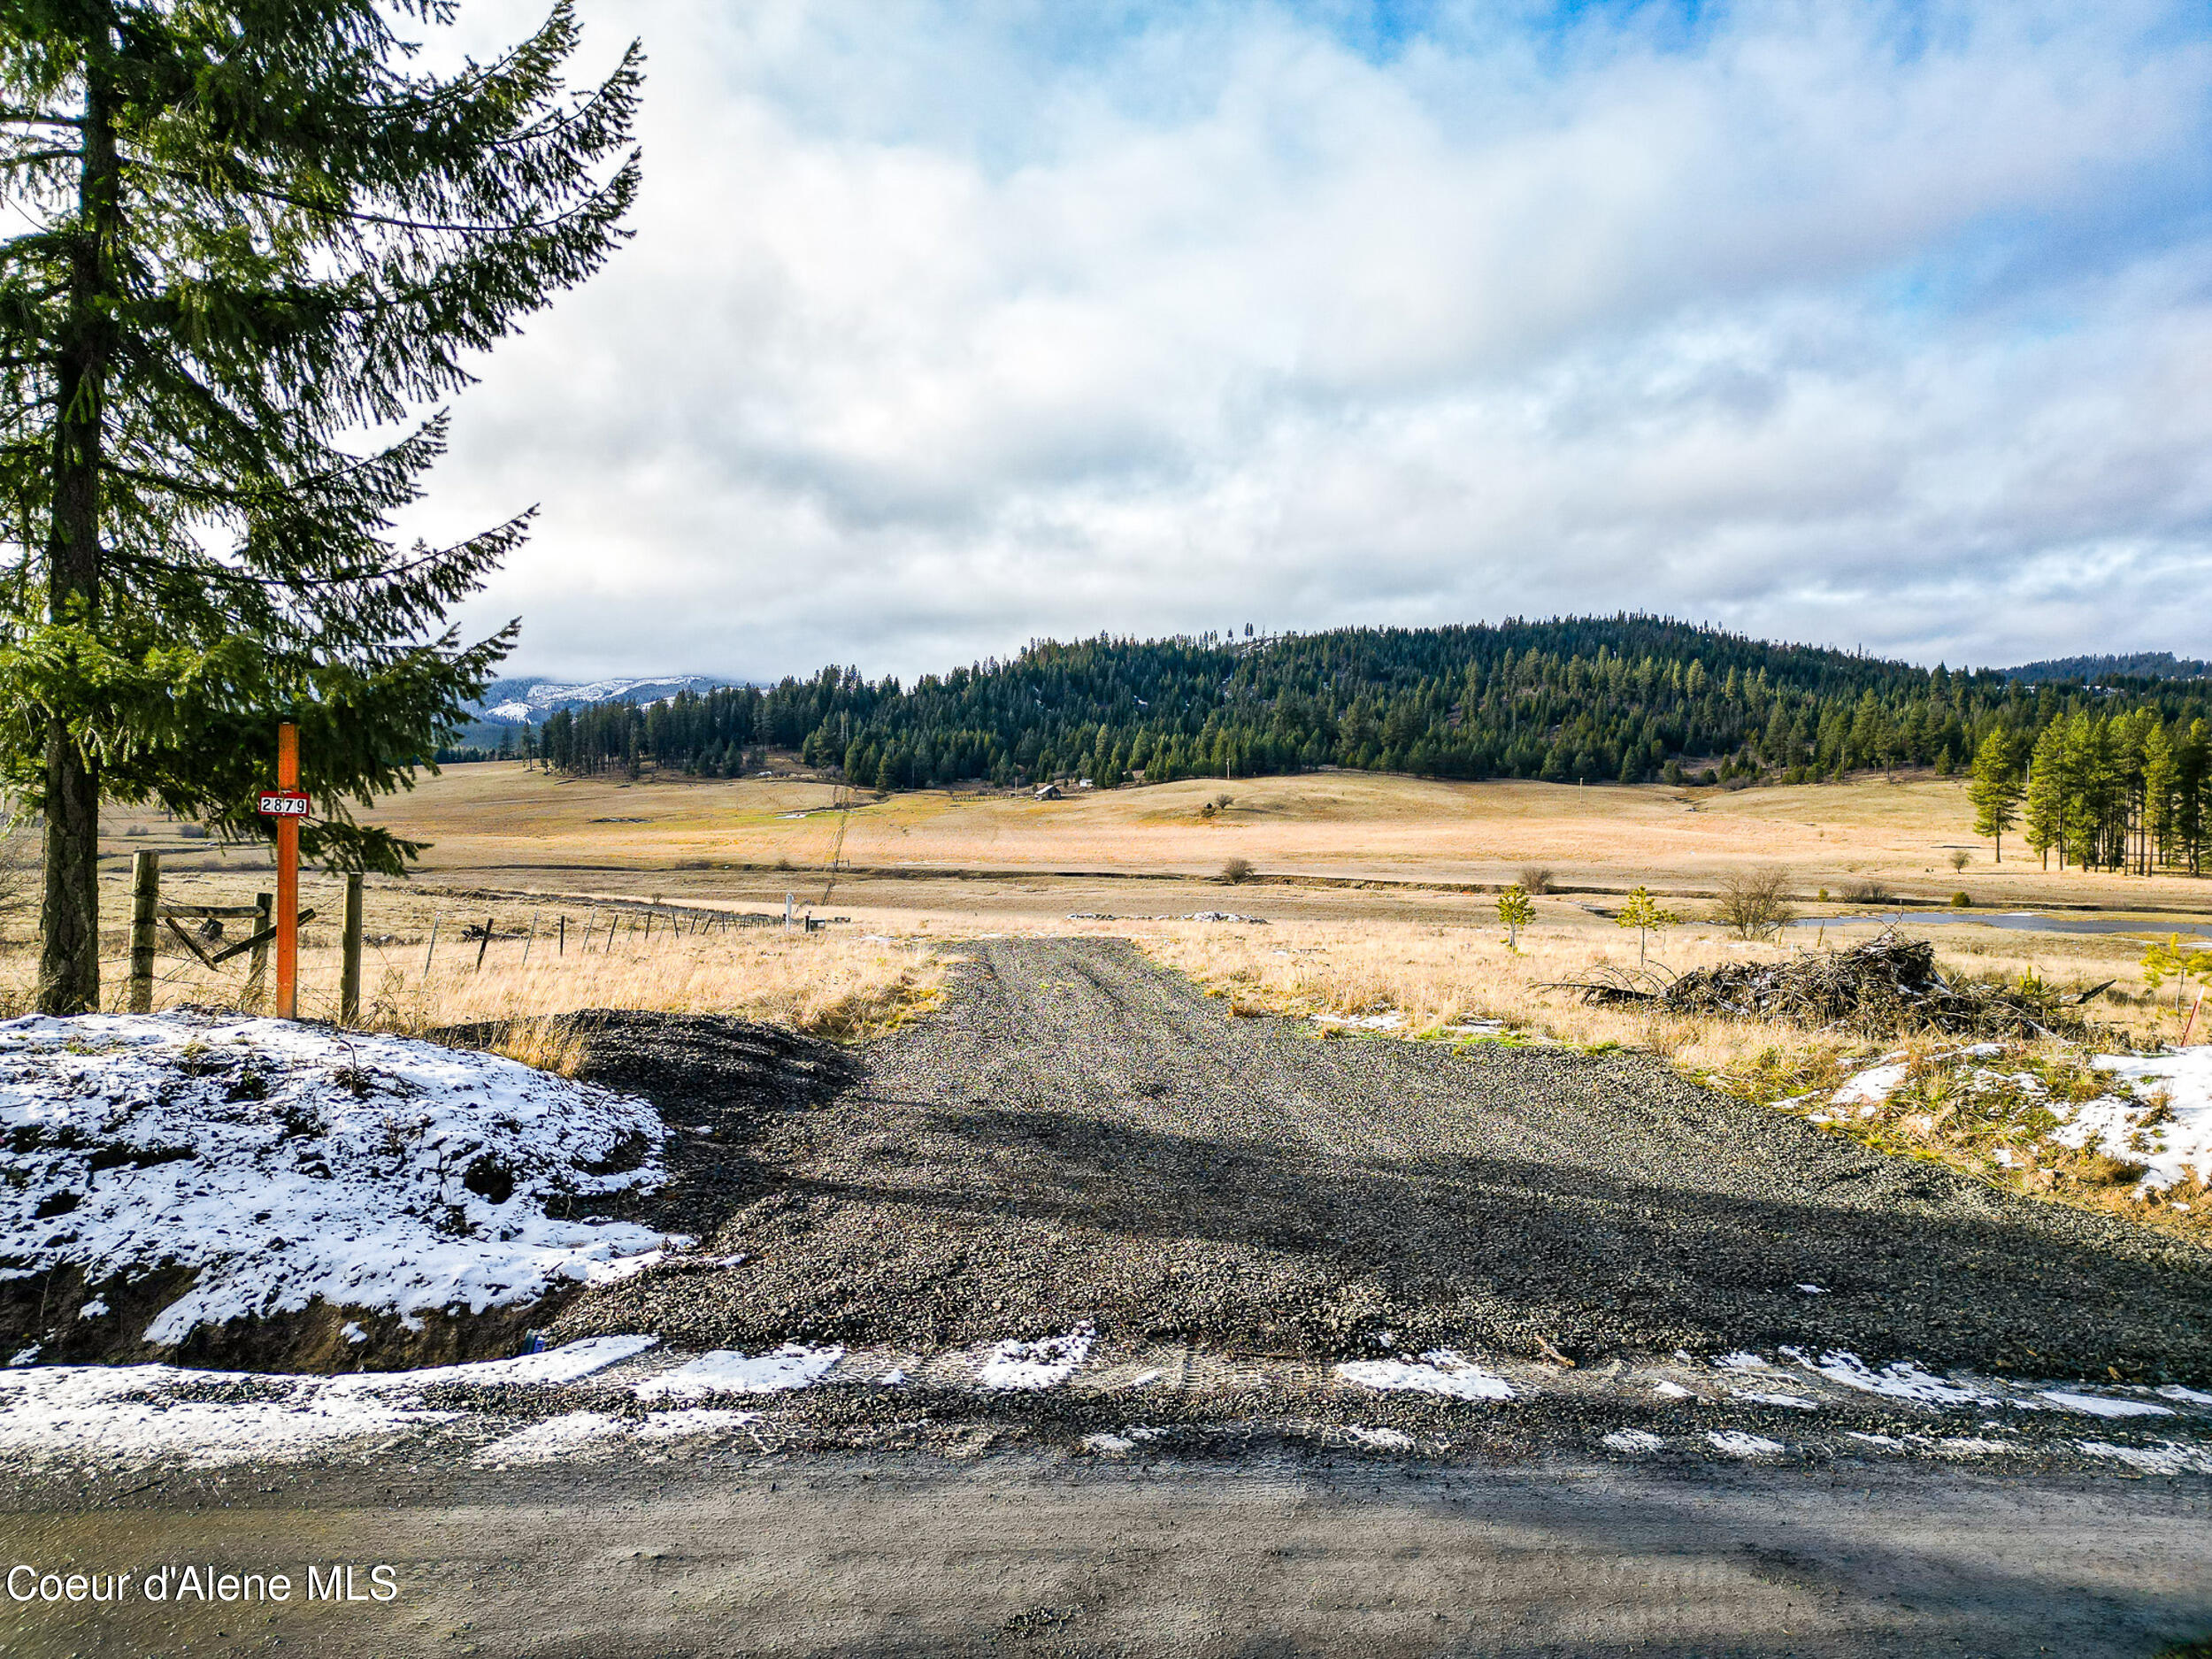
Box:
0, 922, 946, 1058
178, 760, 2212, 913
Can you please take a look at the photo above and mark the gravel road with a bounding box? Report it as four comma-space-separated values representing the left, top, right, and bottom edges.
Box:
567, 936, 2212, 1381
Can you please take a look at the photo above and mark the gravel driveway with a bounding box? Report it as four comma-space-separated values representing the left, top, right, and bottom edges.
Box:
566, 937, 2212, 1380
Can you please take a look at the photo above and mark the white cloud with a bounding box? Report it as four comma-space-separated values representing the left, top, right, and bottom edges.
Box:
408, 0, 2212, 680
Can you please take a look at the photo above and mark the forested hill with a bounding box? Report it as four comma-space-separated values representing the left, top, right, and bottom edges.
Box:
2003, 652, 2212, 686
522, 615, 2210, 793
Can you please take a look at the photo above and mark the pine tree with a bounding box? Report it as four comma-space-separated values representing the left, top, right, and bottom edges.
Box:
2178, 718, 2211, 876
1967, 730, 2023, 862
1497, 882, 1534, 950
1616, 886, 1678, 967
1, 3, 641, 1010
2143, 719, 2177, 872
2024, 720, 2067, 871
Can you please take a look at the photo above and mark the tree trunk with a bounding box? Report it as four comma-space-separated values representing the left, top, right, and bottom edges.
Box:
36, 43, 118, 1015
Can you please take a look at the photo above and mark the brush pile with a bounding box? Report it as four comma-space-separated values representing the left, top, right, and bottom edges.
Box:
1561, 933, 2108, 1041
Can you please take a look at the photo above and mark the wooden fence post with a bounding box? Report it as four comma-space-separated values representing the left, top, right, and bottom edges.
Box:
522, 910, 538, 968
247, 892, 273, 1010
340, 873, 364, 1025
420, 914, 440, 984
128, 851, 159, 1015
474, 914, 494, 972
558, 914, 566, 956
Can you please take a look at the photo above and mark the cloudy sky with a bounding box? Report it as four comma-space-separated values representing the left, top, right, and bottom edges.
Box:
414, 0, 2212, 683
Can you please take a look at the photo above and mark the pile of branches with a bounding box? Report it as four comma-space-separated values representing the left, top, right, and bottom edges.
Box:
1555, 932, 2110, 1041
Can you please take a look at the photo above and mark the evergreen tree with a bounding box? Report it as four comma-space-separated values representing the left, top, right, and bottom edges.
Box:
2024, 719, 2067, 870
2143, 719, 2177, 872
1616, 886, 1678, 967
1497, 882, 1533, 950
1967, 730, 2022, 862
1, 2, 641, 1010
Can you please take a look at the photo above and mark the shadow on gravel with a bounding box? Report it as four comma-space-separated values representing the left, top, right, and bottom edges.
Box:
558, 941, 2212, 1381
588, 1102, 2212, 1378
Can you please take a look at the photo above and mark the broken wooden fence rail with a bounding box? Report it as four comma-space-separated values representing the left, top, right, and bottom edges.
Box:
164, 908, 316, 972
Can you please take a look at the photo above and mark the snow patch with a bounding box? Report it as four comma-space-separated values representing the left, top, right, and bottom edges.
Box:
1649, 1379, 1694, 1399
2155, 1385, 2212, 1407
978, 1326, 1094, 1391
1336, 1349, 1515, 1401
635, 1345, 845, 1400
330, 1334, 658, 1394
0, 1013, 673, 1345
1733, 1390, 1819, 1410
2076, 1440, 2212, 1476
631, 1409, 762, 1443
0, 1363, 451, 1466
1345, 1426, 1415, 1450
1603, 1430, 1665, 1453
1831, 1062, 1908, 1106
2036, 1390, 2177, 1420
1706, 1431, 1783, 1458
2088, 1046, 2212, 1190
474, 1411, 624, 1465
1803, 1351, 2000, 1409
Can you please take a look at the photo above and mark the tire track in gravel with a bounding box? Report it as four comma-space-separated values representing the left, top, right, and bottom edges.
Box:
567, 936, 2212, 1380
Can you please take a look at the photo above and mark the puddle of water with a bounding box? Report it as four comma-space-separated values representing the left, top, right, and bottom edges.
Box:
1786, 912, 2212, 938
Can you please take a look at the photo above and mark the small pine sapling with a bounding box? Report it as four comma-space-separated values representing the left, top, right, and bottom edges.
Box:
1497, 883, 1535, 951
1616, 886, 1680, 967
2141, 934, 2212, 1010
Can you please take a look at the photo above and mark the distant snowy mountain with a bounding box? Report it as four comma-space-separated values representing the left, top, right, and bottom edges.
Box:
468, 674, 735, 726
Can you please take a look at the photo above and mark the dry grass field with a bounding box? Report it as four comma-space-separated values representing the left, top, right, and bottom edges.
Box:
325, 759, 2212, 912
8, 758, 2206, 1241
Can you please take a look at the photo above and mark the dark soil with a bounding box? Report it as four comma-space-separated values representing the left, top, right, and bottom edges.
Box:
562, 937, 2212, 1381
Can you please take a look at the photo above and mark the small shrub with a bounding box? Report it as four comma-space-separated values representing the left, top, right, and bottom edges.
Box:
1950, 891, 1970, 909
1220, 856, 1254, 885
1816, 887, 1830, 902
1948, 849, 1970, 872
1715, 865, 1796, 941
1517, 865, 1555, 895
177, 823, 209, 840
1843, 878, 1892, 904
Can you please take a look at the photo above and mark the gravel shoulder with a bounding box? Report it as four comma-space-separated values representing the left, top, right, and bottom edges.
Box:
568, 937, 2212, 1382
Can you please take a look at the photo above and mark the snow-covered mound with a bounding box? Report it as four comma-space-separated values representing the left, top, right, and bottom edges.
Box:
0, 1014, 674, 1350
